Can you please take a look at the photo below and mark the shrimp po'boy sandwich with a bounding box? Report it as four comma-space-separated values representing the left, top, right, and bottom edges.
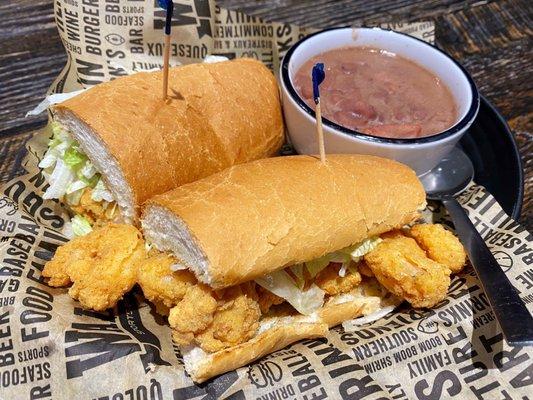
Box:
43, 154, 466, 382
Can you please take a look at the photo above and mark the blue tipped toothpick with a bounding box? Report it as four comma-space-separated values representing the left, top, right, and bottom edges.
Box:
312, 63, 326, 163
158, 0, 174, 100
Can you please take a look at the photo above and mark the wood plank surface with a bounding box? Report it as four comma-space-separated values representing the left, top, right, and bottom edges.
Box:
0, 0, 67, 135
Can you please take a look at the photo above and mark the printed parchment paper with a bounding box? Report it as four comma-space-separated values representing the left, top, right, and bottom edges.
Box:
48, 0, 434, 92
1, 1, 532, 399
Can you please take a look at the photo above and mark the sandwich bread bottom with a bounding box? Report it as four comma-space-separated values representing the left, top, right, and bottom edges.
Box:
181, 281, 398, 382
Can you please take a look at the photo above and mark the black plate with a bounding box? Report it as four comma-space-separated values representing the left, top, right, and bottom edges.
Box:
460, 96, 523, 219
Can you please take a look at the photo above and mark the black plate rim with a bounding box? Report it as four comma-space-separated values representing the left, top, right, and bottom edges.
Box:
476, 95, 524, 220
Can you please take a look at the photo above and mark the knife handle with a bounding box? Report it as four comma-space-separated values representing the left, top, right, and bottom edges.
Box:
442, 197, 533, 346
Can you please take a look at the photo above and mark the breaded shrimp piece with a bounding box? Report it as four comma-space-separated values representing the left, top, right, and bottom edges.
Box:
364, 235, 451, 308
195, 286, 261, 352
358, 261, 374, 277
42, 247, 75, 287
70, 189, 117, 225
169, 283, 261, 352
43, 223, 146, 311
256, 286, 285, 314
169, 284, 218, 346
137, 253, 197, 310
315, 263, 362, 296
409, 224, 467, 273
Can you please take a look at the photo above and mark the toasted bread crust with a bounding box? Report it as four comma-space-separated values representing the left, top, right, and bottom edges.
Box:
53, 58, 284, 221
144, 155, 426, 288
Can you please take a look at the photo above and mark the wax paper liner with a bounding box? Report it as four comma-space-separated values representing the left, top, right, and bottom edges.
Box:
1, 1, 531, 398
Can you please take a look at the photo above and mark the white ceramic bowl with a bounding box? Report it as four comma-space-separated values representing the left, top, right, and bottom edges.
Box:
280, 27, 480, 175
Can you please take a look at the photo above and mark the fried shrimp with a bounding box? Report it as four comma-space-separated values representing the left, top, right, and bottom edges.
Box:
364, 233, 451, 308
195, 285, 261, 352
42, 247, 76, 287
169, 283, 261, 352
409, 224, 467, 273
70, 189, 118, 225
358, 261, 374, 277
43, 217, 467, 358
169, 284, 218, 346
137, 253, 197, 312
42, 223, 145, 311
315, 263, 362, 296
256, 286, 285, 314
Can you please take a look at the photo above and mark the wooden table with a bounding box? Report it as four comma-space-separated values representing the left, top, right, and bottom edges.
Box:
0, 0, 531, 229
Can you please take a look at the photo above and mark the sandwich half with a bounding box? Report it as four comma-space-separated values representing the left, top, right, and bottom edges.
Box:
43, 155, 466, 382
38, 58, 284, 231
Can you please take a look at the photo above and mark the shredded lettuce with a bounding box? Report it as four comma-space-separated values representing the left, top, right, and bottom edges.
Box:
71, 215, 93, 237
65, 189, 84, 207
79, 174, 99, 189
42, 158, 75, 200
66, 180, 88, 194
62, 220, 74, 240
79, 161, 97, 180
329, 252, 351, 277
91, 179, 114, 203
348, 237, 383, 261
38, 151, 58, 169
63, 147, 87, 167
338, 263, 349, 278
51, 122, 71, 143
305, 255, 331, 278
329, 252, 351, 263
40, 122, 114, 212
255, 237, 384, 315
256, 236, 385, 315
170, 262, 188, 272
303, 236, 382, 279
255, 270, 325, 315
288, 264, 306, 290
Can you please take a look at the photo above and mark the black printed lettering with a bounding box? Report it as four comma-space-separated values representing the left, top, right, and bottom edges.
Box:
414, 370, 461, 399
339, 375, 387, 399
30, 383, 52, 399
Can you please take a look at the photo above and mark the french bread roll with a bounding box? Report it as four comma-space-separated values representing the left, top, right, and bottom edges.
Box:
52, 58, 284, 223
142, 154, 426, 289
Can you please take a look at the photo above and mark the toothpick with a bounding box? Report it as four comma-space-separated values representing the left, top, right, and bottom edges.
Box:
315, 100, 326, 163
159, 0, 174, 100
162, 34, 171, 100
312, 63, 326, 163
